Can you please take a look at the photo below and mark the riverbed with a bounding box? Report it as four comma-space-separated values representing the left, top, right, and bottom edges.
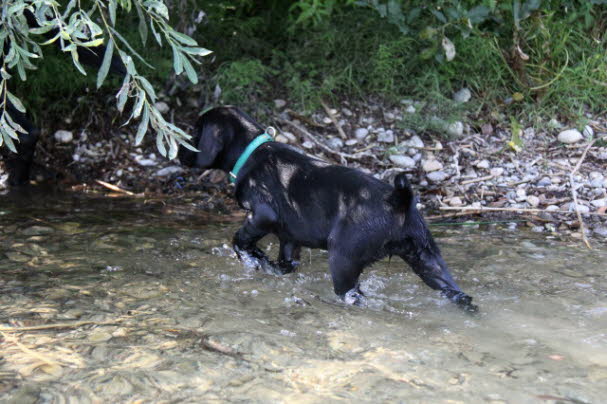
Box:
1, 190, 606, 403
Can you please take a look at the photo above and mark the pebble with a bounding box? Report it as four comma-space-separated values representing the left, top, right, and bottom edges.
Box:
302, 141, 314, 149
405, 105, 416, 114
345, 139, 358, 146
275, 134, 290, 143
475, 159, 490, 169
453, 88, 471, 103
583, 125, 594, 138
54, 130, 73, 143
446, 121, 464, 137
567, 202, 590, 214
377, 130, 394, 143
546, 205, 560, 212
389, 155, 416, 168
384, 112, 396, 122
464, 167, 478, 178
588, 172, 604, 188
558, 129, 583, 144
516, 188, 527, 201
481, 123, 493, 136
490, 167, 504, 177
88, 330, 113, 343
354, 128, 369, 140
427, 171, 449, 183
406, 135, 424, 149
594, 227, 607, 237
527, 195, 540, 207
6, 251, 30, 262
154, 166, 183, 177
342, 108, 353, 116
154, 101, 170, 114
422, 159, 444, 172
282, 132, 297, 143
22, 225, 54, 236
537, 177, 552, 187
448, 196, 463, 206
322, 117, 332, 124
548, 118, 562, 129
590, 198, 607, 208
274, 99, 287, 109
326, 137, 343, 149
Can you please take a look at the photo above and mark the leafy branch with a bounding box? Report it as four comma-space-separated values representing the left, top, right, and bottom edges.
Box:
0, 0, 211, 158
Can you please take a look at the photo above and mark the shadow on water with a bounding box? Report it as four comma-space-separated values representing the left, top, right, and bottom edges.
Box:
1, 189, 606, 403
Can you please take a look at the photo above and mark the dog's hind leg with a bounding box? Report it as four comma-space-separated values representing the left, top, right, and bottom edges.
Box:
277, 241, 300, 274
232, 203, 281, 273
399, 251, 477, 312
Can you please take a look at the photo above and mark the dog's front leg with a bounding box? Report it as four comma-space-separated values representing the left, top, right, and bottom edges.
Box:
277, 241, 301, 274
329, 251, 366, 306
232, 204, 280, 274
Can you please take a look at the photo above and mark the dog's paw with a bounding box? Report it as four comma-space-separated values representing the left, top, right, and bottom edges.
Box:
233, 245, 283, 275
277, 260, 300, 275
343, 288, 367, 307
454, 293, 479, 314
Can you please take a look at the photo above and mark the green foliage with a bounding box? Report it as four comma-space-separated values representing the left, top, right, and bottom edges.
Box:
0, 0, 210, 157
195, 0, 606, 123
216, 59, 272, 104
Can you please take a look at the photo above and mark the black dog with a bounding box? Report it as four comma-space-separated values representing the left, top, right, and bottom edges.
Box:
179, 106, 477, 312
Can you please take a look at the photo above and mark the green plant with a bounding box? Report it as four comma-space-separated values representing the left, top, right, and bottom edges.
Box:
216, 59, 272, 104
0, 0, 211, 158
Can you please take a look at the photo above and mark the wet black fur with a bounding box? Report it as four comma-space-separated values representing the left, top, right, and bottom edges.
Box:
179, 106, 477, 312
1, 8, 125, 186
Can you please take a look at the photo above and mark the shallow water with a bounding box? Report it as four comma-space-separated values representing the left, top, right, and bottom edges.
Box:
1, 190, 606, 403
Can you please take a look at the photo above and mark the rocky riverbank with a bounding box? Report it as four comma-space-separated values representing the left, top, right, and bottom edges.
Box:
1, 96, 606, 241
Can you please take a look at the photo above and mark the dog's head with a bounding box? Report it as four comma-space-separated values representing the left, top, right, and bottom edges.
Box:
178, 107, 264, 171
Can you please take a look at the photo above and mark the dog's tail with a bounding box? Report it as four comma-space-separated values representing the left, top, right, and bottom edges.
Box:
387, 173, 415, 212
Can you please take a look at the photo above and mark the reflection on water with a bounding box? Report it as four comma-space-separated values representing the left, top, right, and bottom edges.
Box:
1, 190, 606, 403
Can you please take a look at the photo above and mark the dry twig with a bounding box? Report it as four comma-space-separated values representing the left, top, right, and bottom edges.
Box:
0, 320, 122, 332
95, 180, 135, 196
568, 140, 597, 249
439, 205, 607, 217
460, 174, 494, 185
321, 100, 347, 139
278, 118, 363, 165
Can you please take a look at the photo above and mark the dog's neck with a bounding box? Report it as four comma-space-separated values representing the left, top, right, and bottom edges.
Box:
216, 130, 261, 172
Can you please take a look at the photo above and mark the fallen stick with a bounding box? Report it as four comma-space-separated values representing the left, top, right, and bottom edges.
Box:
439, 205, 607, 217
0, 320, 122, 332
460, 174, 494, 185
321, 100, 347, 140
285, 109, 325, 128
568, 140, 596, 249
1, 332, 59, 366
95, 180, 135, 196
278, 118, 362, 164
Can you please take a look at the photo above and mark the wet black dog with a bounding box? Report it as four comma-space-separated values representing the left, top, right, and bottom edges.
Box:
179, 106, 477, 312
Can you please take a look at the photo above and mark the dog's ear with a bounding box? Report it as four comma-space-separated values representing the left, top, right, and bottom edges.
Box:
178, 124, 224, 168
387, 173, 415, 212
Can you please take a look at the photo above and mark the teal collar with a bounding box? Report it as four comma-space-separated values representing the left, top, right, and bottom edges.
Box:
229, 133, 274, 183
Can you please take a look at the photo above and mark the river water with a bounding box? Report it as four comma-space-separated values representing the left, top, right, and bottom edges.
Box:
1, 190, 606, 403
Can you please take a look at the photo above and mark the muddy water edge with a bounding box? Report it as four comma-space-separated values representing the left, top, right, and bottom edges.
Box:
1, 190, 606, 403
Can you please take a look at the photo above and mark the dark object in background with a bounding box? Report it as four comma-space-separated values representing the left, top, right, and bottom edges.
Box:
0, 9, 125, 186
179, 106, 477, 312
